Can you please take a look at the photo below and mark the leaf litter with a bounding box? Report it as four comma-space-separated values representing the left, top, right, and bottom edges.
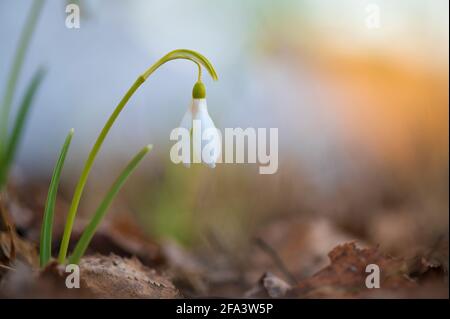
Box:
0, 186, 448, 298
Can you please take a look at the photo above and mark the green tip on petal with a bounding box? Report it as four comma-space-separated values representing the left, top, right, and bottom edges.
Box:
192, 81, 206, 99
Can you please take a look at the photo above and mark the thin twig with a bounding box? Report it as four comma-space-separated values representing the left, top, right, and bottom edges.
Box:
0, 193, 16, 261
0, 263, 15, 271
254, 237, 297, 285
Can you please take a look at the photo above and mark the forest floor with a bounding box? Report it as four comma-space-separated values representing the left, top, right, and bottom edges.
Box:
0, 184, 448, 299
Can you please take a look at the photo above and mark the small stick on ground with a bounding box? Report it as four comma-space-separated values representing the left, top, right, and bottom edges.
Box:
0, 194, 16, 261
0, 264, 15, 271
254, 237, 297, 285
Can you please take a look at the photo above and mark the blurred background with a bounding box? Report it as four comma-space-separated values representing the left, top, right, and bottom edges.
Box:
0, 0, 448, 266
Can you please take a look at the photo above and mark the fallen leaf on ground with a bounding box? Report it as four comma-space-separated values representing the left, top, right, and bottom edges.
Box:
287, 242, 449, 298
79, 254, 180, 298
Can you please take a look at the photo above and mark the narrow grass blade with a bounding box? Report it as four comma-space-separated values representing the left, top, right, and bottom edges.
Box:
68, 145, 152, 265
39, 128, 74, 267
0, 0, 45, 151
0, 68, 46, 188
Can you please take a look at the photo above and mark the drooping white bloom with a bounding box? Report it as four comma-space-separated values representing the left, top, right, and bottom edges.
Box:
177, 86, 221, 168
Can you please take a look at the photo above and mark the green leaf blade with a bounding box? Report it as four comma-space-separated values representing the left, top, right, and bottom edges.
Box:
39, 128, 74, 267
0, 68, 46, 189
0, 0, 45, 153
68, 144, 152, 265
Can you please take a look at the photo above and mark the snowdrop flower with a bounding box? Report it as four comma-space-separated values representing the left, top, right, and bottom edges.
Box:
55, 49, 218, 265
178, 81, 221, 168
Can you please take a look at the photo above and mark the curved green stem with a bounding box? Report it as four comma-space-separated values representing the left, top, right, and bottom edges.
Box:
57, 49, 218, 263
141, 49, 217, 81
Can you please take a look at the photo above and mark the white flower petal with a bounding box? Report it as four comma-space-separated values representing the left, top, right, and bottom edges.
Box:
179, 109, 193, 131
178, 98, 220, 168
177, 107, 193, 167
193, 99, 221, 167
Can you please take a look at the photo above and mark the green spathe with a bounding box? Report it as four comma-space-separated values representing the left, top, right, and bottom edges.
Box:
192, 81, 206, 99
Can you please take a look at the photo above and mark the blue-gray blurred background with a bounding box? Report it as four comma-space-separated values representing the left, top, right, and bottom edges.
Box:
1, 0, 448, 250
